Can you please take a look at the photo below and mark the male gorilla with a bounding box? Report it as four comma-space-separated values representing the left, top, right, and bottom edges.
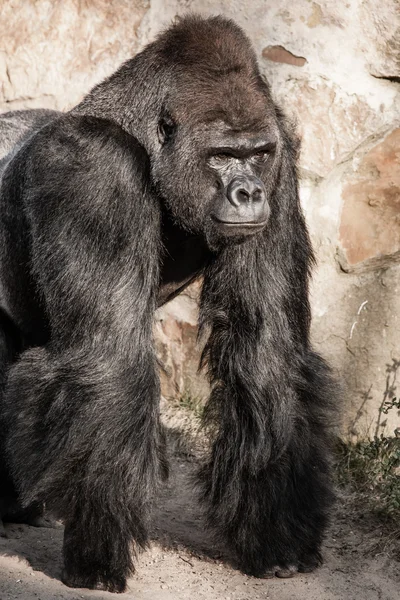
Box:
0, 15, 336, 593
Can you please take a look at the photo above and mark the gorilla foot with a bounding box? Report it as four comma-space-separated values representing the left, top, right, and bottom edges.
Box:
260, 565, 307, 579
275, 566, 298, 578
2, 502, 58, 528
61, 569, 127, 593
241, 550, 322, 579
26, 514, 60, 529
298, 550, 323, 573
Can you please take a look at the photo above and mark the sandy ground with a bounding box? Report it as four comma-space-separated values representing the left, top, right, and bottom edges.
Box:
0, 416, 399, 600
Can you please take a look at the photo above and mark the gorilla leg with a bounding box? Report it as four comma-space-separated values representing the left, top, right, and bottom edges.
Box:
197, 242, 336, 577
4, 346, 166, 592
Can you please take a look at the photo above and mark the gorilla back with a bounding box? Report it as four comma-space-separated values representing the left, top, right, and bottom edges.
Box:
0, 15, 337, 592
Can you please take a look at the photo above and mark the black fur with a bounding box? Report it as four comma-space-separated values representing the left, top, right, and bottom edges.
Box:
0, 15, 337, 592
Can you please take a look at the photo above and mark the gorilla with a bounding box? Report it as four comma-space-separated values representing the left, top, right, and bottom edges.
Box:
0, 15, 336, 593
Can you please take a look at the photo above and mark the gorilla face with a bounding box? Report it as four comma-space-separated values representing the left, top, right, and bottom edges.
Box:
152, 113, 282, 249
204, 128, 277, 234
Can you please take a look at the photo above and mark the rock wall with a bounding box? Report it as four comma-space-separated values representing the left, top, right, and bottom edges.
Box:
1, 0, 399, 438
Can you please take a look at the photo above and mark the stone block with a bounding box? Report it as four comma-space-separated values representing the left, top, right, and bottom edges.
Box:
338, 129, 400, 272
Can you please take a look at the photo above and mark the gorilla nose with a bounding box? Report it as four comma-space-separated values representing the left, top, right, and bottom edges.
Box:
227, 177, 265, 207
211, 175, 269, 233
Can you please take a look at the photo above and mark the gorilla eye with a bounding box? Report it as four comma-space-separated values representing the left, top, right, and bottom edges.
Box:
209, 153, 232, 166
158, 117, 176, 144
253, 151, 270, 162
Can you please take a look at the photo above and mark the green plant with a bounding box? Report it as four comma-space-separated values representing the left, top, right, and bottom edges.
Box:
336, 393, 400, 522
176, 390, 205, 420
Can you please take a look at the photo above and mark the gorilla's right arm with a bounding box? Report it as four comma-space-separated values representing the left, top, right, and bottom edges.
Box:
1, 115, 166, 593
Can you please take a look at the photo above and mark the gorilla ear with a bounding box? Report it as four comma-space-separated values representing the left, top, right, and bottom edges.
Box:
157, 114, 176, 145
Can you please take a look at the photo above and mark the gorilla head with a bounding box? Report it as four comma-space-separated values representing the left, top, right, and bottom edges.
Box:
75, 16, 283, 249
151, 18, 283, 246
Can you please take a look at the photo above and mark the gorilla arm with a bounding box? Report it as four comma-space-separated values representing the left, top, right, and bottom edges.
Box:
197, 126, 336, 578
2, 115, 165, 592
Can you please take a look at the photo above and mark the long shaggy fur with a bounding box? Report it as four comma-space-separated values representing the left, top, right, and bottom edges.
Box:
0, 14, 337, 592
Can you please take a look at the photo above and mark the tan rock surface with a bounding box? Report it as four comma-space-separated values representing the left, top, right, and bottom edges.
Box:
339, 129, 400, 271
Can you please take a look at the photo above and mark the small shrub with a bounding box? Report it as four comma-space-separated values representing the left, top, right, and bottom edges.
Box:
176, 390, 205, 420
336, 395, 400, 522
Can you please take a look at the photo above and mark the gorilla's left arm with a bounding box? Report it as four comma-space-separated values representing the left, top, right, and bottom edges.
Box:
2, 115, 165, 592
198, 125, 337, 578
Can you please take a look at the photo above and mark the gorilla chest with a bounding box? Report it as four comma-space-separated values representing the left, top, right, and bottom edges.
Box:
158, 217, 210, 306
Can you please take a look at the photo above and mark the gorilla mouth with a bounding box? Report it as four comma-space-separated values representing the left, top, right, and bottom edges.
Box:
211, 215, 268, 229
211, 217, 268, 237
218, 220, 268, 227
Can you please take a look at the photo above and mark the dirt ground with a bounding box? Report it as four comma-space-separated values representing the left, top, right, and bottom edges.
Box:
0, 409, 399, 600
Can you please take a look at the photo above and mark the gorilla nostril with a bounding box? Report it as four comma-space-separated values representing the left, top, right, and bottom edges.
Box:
252, 188, 264, 202
236, 188, 250, 204
227, 183, 250, 206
